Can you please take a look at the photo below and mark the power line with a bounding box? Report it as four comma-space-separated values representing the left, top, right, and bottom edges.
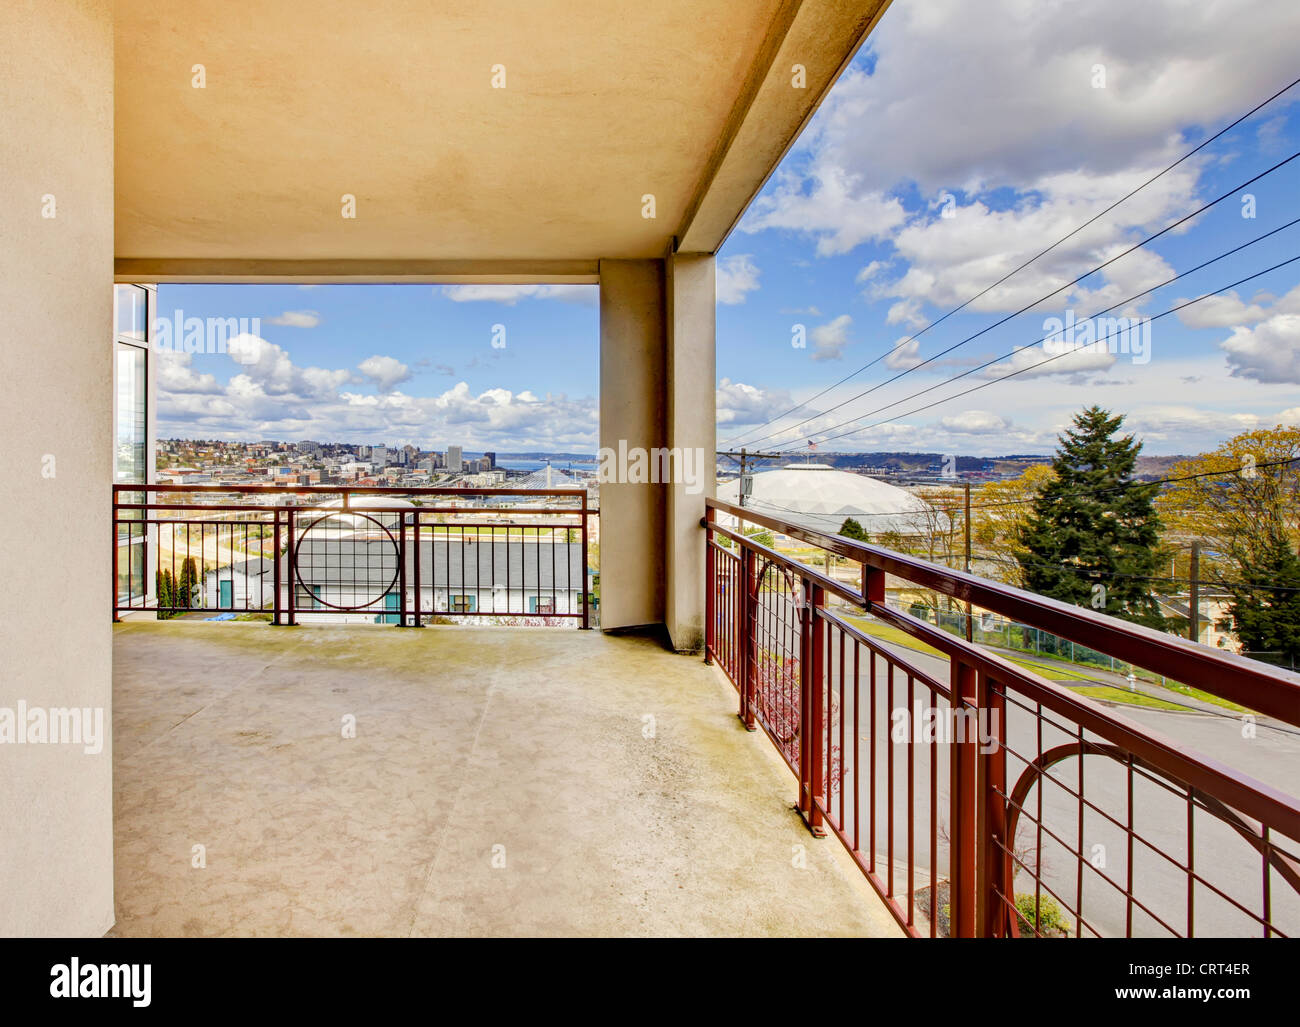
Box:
722, 74, 1300, 450
776, 252, 1300, 451
773, 216, 1300, 450
750, 145, 1300, 447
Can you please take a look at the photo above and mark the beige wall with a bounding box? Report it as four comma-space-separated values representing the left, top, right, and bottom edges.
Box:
0, 0, 115, 936
598, 260, 666, 631
665, 252, 715, 651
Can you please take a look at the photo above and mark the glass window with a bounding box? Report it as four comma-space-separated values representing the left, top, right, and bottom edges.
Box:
116, 532, 145, 604
115, 344, 146, 486
115, 284, 147, 342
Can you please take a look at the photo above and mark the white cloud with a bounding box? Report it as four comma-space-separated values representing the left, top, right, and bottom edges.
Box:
716, 378, 794, 427
983, 342, 1117, 380
716, 254, 761, 305
265, 310, 320, 327
938, 410, 1010, 434
223, 333, 353, 399
884, 335, 923, 370
155, 350, 222, 395
740, 166, 906, 256
1221, 313, 1300, 384
739, 0, 1298, 324
810, 314, 854, 362
439, 284, 596, 306
804, 0, 1299, 198
357, 355, 412, 392
155, 334, 599, 449
1175, 282, 1300, 330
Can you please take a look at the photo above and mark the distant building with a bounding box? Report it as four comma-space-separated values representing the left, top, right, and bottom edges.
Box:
715, 463, 936, 536
291, 538, 589, 622
447, 445, 463, 472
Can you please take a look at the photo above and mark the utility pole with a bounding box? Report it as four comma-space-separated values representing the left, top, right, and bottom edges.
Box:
963, 480, 973, 642
1189, 540, 1200, 644
716, 448, 782, 509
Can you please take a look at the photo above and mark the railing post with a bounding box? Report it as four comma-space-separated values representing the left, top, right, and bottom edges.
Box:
976, 671, 1010, 937
949, 658, 978, 936
799, 580, 826, 837
739, 544, 756, 730
580, 493, 590, 629
272, 510, 282, 625
111, 490, 121, 622
703, 506, 715, 665
398, 511, 409, 626
286, 509, 297, 627
411, 510, 422, 627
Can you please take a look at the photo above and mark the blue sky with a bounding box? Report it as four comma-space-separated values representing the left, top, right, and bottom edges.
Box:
156, 0, 1300, 456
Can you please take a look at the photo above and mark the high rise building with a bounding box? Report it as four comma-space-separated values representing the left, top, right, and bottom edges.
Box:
482, 451, 496, 469
447, 445, 462, 472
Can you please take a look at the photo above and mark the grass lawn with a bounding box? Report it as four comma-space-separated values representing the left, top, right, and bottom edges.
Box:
841, 616, 945, 658
822, 614, 1254, 716
1073, 685, 1186, 712
1153, 682, 1253, 715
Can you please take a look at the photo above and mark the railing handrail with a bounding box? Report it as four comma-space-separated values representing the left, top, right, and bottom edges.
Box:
708, 508, 1300, 844
707, 496, 1300, 725
115, 482, 590, 498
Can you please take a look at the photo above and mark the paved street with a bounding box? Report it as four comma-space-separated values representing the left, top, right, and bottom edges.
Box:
814, 624, 1300, 937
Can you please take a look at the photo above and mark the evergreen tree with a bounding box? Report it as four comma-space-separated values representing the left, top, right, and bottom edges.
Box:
839, 517, 868, 542
156, 568, 174, 619
178, 557, 199, 611
1228, 525, 1300, 668
1015, 406, 1167, 628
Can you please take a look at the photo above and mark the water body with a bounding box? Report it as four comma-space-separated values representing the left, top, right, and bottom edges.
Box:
496, 459, 596, 473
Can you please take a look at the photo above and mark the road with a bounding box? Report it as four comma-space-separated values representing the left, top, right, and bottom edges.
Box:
774, 614, 1300, 937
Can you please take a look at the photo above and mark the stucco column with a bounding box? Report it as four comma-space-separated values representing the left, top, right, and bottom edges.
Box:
598, 260, 666, 631
665, 252, 715, 652
0, 0, 116, 935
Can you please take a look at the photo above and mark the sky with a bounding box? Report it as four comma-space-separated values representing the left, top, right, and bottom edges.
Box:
156, 0, 1300, 456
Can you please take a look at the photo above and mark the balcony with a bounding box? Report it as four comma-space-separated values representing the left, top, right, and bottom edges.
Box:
110, 619, 900, 937
108, 485, 1300, 938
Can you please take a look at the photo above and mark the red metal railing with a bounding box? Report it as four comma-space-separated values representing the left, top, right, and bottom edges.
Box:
705, 497, 1300, 938
114, 484, 595, 627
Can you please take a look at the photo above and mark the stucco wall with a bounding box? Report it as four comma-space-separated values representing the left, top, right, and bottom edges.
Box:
665, 252, 715, 652
0, 0, 116, 936
598, 260, 667, 631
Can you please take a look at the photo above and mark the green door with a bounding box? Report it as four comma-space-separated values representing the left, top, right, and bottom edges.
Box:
376, 591, 400, 624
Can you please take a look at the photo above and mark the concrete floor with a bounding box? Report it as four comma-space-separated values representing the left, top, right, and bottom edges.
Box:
111, 621, 901, 937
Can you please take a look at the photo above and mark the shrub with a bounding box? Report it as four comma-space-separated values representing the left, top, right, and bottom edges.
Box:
1014, 892, 1071, 936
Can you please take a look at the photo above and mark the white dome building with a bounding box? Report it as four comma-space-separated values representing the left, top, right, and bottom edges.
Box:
716, 463, 936, 538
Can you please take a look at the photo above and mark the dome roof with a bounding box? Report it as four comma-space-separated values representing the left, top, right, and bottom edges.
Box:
717, 464, 935, 536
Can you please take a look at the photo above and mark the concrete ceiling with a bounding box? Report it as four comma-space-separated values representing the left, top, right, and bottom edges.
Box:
114, 0, 891, 281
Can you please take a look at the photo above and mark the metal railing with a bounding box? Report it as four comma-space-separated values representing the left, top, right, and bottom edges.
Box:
705, 497, 1300, 938
114, 484, 595, 627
